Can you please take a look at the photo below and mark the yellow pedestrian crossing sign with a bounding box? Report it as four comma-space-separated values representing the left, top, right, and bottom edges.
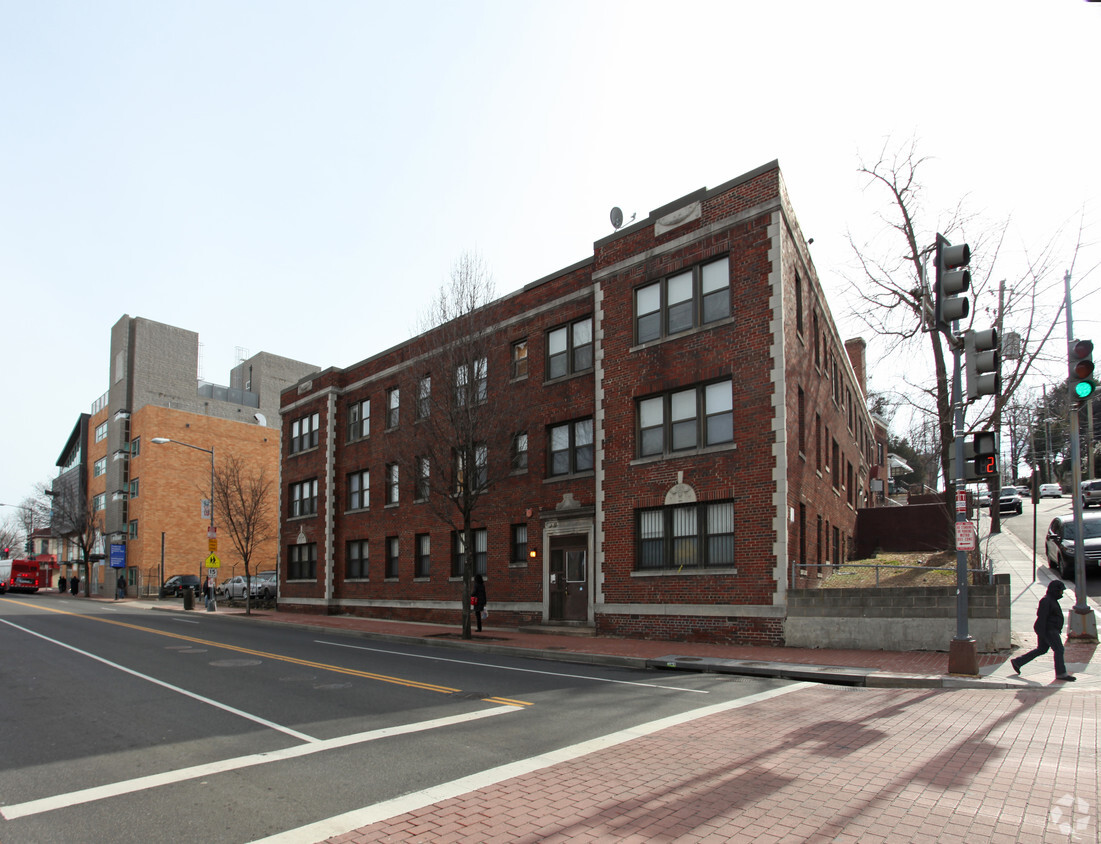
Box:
205, 553, 220, 569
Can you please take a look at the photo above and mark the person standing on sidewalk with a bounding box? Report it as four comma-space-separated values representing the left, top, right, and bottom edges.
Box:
1011, 580, 1075, 681
116, 572, 126, 600
203, 575, 217, 612
472, 574, 486, 633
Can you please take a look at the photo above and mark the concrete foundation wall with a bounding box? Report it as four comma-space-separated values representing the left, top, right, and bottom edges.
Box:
783, 573, 1011, 652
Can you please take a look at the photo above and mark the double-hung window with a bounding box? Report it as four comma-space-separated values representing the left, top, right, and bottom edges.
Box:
511, 340, 528, 379
386, 536, 399, 578
346, 539, 368, 579
291, 413, 319, 453
637, 501, 735, 570
511, 432, 528, 472
415, 534, 431, 577
415, 456, 430, 501
386, 388, 399, 429
348, 399, 369, 441
635, 257, 730, 344
416, 376, 431, 420
347, 469, 369, 510
290, 479, 318, 517
451, 528, 488, 577
288, 543, 317, 580
637, 380, 733, 457
546, 317, 593, 379
455, 444, 488, 494
512, 523, 528, 564
386, 463, 399, 505
455, 358, 487, 406
549, 418, 593, 476
93, 457, 106, 478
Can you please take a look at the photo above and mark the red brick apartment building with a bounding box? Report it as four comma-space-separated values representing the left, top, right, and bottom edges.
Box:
278, 161, 883, 645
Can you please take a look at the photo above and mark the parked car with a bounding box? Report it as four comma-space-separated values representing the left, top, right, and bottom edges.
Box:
256, 571, 277, 598
160, 574, 201, 598
222, 575, 265, 600
977, 489, 993, 507
1081, 479, 1101, 508
993, 487, 1023, 515
1046, 511, 1101, 578
1039, 484, 1062, 498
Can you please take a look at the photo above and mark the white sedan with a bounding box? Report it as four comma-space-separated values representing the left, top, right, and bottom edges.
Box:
1039, 484, 1062, 498
221, 575, 265, 600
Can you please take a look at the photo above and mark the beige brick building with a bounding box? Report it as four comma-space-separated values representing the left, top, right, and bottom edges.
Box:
54, 316, 317, 596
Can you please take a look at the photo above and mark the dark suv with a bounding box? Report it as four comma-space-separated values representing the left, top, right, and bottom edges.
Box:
159, 574, 201, 598
1046, 511, 1101, 579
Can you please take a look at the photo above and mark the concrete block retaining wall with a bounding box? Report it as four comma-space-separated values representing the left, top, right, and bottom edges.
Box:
784, 573, 1010, 652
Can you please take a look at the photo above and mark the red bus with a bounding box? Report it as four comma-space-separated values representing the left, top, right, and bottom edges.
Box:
7, 559, 41, 593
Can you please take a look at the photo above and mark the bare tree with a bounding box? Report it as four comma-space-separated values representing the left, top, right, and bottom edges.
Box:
48, 474, 102, 596
845, 137, 1093, 515
1003, 397, 1037, 483
0, 517, 20, 556
212, 454, 276, 615
408, 251, 525, 639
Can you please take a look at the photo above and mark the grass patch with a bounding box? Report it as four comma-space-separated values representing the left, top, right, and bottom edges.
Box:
820, 551, 960, 588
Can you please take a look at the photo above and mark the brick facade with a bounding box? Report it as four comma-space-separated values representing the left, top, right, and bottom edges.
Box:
278, 161, 877, 645
54, 316, 317, 596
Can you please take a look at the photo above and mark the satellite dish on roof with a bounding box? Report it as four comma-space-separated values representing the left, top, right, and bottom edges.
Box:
610, 206, 624, 230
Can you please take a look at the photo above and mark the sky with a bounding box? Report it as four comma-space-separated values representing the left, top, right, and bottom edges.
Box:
1, 0, 1098, 514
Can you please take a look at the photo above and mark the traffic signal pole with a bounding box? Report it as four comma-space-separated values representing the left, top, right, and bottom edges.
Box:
949, 330, 979, 674
1063, 270, 1098, 641
932, 233, 982, 675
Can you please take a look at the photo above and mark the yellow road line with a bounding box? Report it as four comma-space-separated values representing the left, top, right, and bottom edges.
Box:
1, 599, 532, 705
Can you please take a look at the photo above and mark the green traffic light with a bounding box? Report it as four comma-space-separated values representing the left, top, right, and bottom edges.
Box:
1074, 380, 1096, 400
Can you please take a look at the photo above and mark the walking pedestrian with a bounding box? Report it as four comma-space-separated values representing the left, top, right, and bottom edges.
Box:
58, 575, 67, 593
472, 573, 486, 633
116, 572, 126, 600
1011, 580, 1076, 681
70, 575, 79, 596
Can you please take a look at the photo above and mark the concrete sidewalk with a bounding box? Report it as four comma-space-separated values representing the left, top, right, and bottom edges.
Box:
123, 525, 1097, 691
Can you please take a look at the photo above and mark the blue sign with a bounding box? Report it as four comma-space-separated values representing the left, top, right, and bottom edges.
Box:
109, 544, 127, 568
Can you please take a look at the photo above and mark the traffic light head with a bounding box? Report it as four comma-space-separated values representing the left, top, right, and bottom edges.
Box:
1069, 339, 1096, 402
948, 432, 998, 481
965, 328, 1000, 401
971, 431, 998, 477
934, 235, 971, 331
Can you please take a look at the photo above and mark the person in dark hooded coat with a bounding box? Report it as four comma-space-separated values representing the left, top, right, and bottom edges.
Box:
1011, 580, 1075, 681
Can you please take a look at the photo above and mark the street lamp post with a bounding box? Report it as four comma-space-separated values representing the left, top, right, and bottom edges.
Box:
152, 438, 215, 606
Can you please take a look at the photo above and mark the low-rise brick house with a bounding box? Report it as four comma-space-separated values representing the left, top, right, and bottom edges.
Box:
278, 161, 879, 645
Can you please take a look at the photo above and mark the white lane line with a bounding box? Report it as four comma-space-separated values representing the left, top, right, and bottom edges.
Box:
316, 639, 709, 693
2, 705, 520, 820
0, 617, 317, 742
251, 682, 813, 844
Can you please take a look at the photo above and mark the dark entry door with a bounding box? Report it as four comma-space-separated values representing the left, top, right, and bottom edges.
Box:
549, 545, 587, 622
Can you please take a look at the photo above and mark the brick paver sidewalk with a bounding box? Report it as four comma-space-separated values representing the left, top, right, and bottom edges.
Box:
322, 684, 1098, 844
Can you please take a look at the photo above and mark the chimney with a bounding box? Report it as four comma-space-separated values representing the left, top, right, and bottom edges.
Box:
844, 337, 867, 398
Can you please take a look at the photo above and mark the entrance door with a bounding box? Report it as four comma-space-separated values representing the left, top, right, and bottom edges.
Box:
549, 546, 588, 622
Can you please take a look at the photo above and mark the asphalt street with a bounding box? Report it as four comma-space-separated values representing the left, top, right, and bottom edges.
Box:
0, 593, 794, 844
